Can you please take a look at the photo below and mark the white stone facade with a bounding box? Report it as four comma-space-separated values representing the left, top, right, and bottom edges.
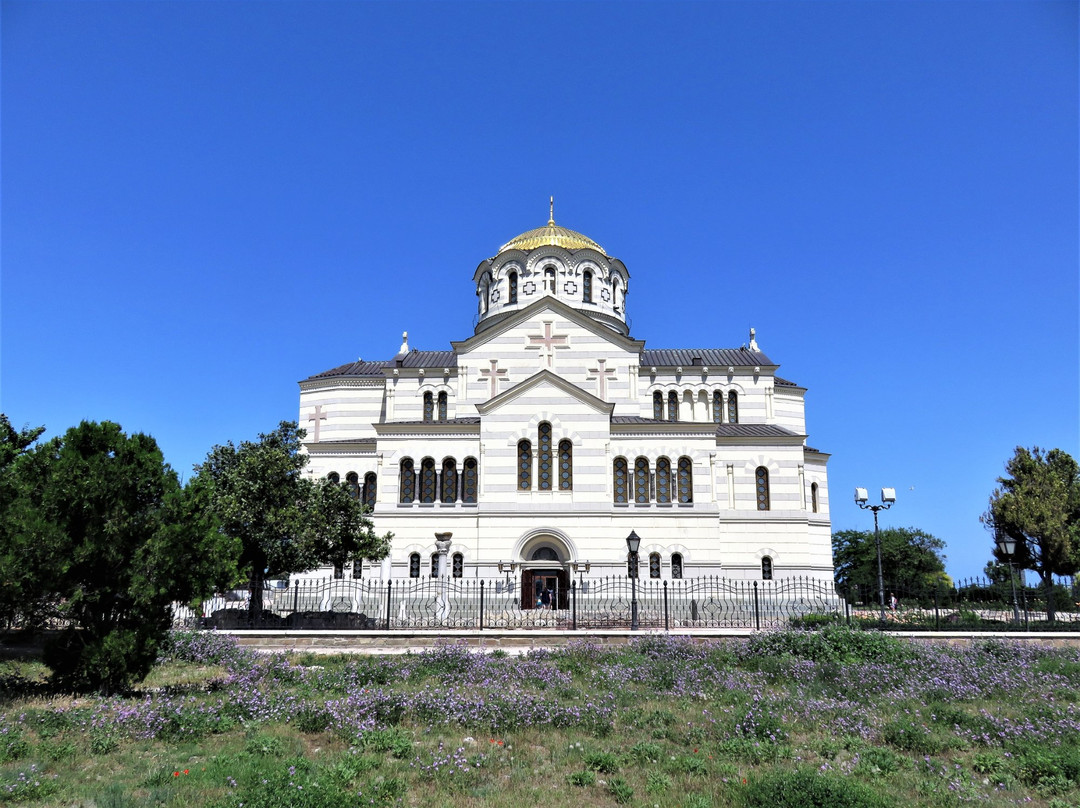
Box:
297, 217, 832, 597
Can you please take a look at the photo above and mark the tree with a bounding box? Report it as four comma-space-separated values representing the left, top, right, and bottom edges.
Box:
832, 526, 950, 596
3, 421, 236, 692
193, 421, 391, 617
982, 446, 1080, 622
0, 415, 47, 630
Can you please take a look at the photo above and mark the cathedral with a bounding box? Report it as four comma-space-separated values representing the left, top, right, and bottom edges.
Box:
297, 209, 833, 599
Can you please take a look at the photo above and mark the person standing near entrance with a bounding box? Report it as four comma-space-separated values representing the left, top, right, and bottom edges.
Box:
540, 587, 552, 610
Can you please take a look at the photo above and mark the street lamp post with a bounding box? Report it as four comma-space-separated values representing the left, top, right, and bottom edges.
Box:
626, 531, 641, 631
995, 531, 1021, 624
855, 487, 895, 622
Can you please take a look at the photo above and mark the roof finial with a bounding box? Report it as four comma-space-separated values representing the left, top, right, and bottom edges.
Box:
548, 196, 555, 226
398, 331, 409, 355
748, 327, 759, 352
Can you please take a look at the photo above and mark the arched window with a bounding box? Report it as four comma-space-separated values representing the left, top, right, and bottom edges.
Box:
583, 270, 593, 303
346, 472, 360, 500
409, 552, 420, 578
462, 457, 478, 504
613, 457, 628, 503
399, 459, 415, 503
634, 457, 650, 503
761, 556, 773, 580
713, 391, 723, 424
678, 457, 693, 503
558, 439, 573, 491
656, 457, 672, 504
452, 552, 464, 578
538, 422, 553, 490
437, 392, 448, 421
811, 482, 819, 513
352, 559, 362, 579
518, 440, 532, 490
327, 471, 340, 484
431, 553, 439, 577
362, 472, 377, 508
441, 458, 457, 503
755, 466, 770, 511
420, 458, 437, 503
627, 552, 639, 578
333, 563, 344, 580
668, 391, 678, 422
653, 391, 664, 420
671, 553, 683, 579
544, 266, 557, 293
479, 279, 489, 315
509, 271, 518, 304
728, 391, 739, 424
649, 552, 661, 579
613, 276, 623, 312
423, 392, 434, 423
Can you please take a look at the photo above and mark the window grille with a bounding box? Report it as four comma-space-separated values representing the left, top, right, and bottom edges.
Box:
538, 423, 553, 490
431, 553, 439, 577
346, 472, 360, 500
653, 391, 664, 420
756, 466, 770, 511
649, 552, 661, 579
509, 271, 518, 304
441, 459, 457, 503
728, 391, 738, 424
634, 457, 650, 503
558, 439, 573, 490
762, 556, 773, 580
462, 457, 478, 503
452, 552, 464, 578
671, 553, 683, 579
668, 391, 678, 422
327, 471, 340, 484
409, 553, 420, 578
362, 472, 377, 508
437, 392, 448, 421
713, 391, 723, 424
399, 459, 415, 503
656, 457, 671, 503
423, 392, 434, 422
518, 440, 532, 490
420, 458, 436, 503
678, 457, 693, 503
613, 457, 628, 503
583, 270, 593, 303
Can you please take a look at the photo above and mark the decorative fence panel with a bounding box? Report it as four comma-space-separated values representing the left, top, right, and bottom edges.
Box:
185, 575, 845, 632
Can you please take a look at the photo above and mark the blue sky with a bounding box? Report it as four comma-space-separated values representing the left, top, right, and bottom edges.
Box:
3, 1, 1076, 580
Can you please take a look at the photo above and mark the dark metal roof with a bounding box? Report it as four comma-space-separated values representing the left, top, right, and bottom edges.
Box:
308, 360, 389, 379
394, 350, 457, 369
775, 376, 799, 387
611, 415, 665, 424
715, 424, 801, 439
640, 348, 774, 367
386, 417, 480, 427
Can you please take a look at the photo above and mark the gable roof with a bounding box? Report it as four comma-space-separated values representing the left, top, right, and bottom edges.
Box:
641, 348, 775, 368
475, 368, 615, 416
451, 295, 646, 356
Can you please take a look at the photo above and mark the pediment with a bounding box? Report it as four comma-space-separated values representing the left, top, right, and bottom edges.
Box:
451, 296, 645, 358
475, 369, 615, 416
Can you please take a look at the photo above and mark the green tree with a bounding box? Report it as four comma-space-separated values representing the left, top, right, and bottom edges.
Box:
3, 421, 236, 692
832, 526, 950, 597
982, 446, 1080, 622
193, 421, 391, 617
0, 415, 48, 630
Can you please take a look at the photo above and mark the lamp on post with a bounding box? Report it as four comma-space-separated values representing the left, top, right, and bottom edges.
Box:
855, 487, 895, 622
995, 530, 1021, 623
626, 530, 641, 631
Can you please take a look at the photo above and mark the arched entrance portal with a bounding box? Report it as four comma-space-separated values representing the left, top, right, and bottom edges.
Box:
519, 542, 571, 611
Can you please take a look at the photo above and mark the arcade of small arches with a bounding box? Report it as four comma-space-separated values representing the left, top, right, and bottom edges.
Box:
326, 471, 377, 508
398, 457, 479, 504
612, 456, 694, 504
477, 260, 626, 316
652, 389, 739, 423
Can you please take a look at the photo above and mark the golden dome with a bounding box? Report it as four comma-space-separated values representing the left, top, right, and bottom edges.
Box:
497, 202, 607, 256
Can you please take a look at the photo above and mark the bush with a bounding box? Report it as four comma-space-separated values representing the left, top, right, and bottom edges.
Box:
567, 770, 596, 787
607, 776, 634, 804
744, 768, 893, 808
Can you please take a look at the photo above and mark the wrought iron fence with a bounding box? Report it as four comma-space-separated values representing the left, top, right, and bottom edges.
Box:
181, 575, 844, 631
840, 575, 1080, 631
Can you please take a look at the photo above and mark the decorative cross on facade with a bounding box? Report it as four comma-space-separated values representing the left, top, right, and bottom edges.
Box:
307, 404, 328, 442
478, 359, 507, 398
587, 359, 617, 399
527, 321, 570, 368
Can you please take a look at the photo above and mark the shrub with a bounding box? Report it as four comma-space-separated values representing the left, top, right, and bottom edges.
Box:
628, 740, 664, 763
744, 767, 893, 808
584, 750, 620, 773
607, 776, 634, 804
567, 770, 596, 787
646, 771, 673, 794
